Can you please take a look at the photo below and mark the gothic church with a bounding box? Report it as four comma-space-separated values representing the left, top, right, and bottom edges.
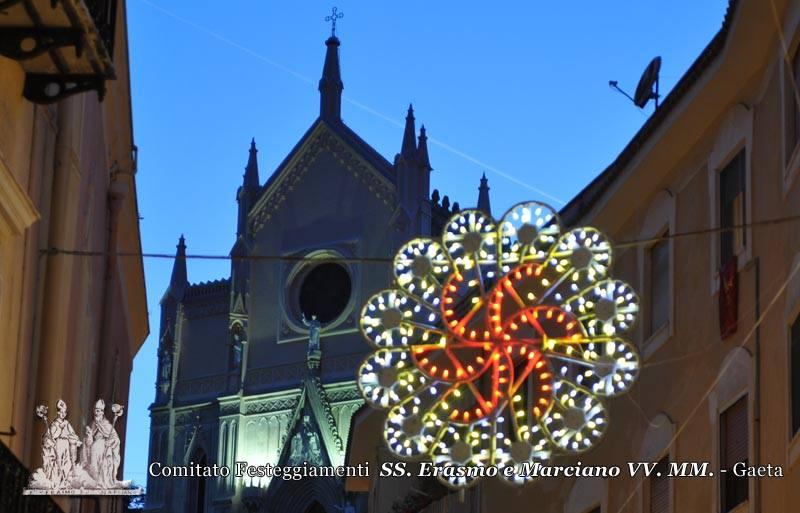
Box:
145, 32, 491, 513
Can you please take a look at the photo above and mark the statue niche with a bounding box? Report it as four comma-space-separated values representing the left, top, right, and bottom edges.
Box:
288, 415, 323, 466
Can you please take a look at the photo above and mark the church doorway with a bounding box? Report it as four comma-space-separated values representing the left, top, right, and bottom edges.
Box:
304, 501, 326, 513
186, 448, 207, 513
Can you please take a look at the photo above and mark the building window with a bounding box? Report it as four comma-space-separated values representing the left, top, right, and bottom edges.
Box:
650, 456, 670, 513
786, 48, 800, 164
792, 315, 800, 437
719, 150, 746, 267
648, 235, 669, 336
720, 395, 748, 512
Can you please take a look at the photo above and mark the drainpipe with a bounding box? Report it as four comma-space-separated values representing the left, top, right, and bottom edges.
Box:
753, 257, 761, 513
95, 170, 127, 404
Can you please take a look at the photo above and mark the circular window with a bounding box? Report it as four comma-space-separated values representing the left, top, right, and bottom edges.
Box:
297, 263, 352, 324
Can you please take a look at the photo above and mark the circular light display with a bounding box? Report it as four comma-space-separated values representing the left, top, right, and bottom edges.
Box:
357, 202, 641, 488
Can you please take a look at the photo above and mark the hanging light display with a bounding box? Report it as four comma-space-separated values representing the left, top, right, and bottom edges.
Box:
357, 202, 640, 488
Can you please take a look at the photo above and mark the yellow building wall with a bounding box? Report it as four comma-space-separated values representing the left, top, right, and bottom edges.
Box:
355, 1, 800, 512
0, 2, 148, 512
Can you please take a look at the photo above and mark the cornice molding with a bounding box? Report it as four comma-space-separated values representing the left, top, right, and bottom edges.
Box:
0, 157, 39, 238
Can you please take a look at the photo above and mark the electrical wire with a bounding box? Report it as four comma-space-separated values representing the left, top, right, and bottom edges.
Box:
613, 258, 800, 513
134, 0, 566, 206
38, 212, 800, 263
611, 2, 800, 510
112, 4, 800, 508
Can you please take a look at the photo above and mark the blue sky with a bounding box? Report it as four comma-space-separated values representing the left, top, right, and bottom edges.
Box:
124, 0, 728, 485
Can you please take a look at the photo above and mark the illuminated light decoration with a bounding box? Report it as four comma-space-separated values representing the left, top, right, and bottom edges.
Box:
357, 201, 641, 488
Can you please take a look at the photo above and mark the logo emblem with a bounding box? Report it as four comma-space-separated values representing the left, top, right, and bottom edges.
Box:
23, 399, 142, 496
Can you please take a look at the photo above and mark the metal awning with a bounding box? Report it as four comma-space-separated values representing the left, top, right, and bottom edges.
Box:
0, 0, 117, 103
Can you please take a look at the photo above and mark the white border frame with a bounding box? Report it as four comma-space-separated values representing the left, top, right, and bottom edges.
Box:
637, 413, 676, 513
785, 253, 800, 469
779, 0, 800, 196
637, 190, 676, 360
708, 347, 754, 513
565, 477, 607, 513
707, 106, 753, 295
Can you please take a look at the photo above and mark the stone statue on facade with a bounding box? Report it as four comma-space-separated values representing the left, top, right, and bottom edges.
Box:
301, 314, 322, 355
287, 414, 324, 465
289, 430, 304, 464
307, 428, 322, 464
159, 348, 173, 383
230, 325, 244, 368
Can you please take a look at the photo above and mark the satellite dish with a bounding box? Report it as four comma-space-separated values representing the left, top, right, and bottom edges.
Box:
633, 56, 661, 109
608, 56, 662, 111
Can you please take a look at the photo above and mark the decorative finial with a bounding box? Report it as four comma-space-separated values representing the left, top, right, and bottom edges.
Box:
325, 7, 344, 37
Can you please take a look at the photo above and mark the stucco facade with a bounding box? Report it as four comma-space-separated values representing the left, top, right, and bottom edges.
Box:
0, 1, 148, 512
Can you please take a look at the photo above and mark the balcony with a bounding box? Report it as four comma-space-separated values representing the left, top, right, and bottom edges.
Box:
0, 0, 117, 103
0, 440, 64, 512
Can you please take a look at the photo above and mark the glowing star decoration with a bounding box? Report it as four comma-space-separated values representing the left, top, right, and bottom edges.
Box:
357, 202, 641, 488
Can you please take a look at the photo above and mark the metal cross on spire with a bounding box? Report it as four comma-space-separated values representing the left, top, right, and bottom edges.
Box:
325, 6, 343, 37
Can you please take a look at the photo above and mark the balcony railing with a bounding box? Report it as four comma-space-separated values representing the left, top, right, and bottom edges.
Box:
0, 440, 64, 513
84, 0, 118, 57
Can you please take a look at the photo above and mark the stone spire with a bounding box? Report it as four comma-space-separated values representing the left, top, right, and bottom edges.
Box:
237, 139, 261, 238
417, 125, 431, 172
243, 138, 259, 189
167, 235, 188, 301
319, 36, 344, 121
477, 173, 492, 216
400, 104, 417, 158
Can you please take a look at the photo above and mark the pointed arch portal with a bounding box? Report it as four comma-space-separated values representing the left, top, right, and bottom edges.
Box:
186, 447, 207, 513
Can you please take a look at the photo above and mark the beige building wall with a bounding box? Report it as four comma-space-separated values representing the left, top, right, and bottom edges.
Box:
350, 0, 800, 511
0, 1, 148, 511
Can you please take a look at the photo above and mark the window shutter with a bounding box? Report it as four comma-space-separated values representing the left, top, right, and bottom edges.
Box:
720, 395, 748, 512
719, 150, 746, 266
650, 457, 670, 513
649, 237, 669, 335
722, 396, 748, 468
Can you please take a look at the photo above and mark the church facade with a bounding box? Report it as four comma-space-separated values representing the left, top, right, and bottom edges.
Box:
144, 33, 488, 513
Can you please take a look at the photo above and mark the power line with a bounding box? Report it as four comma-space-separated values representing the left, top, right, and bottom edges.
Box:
615, 212, 800, 249
613, 257, 800, 513
39, 212, 800, 263
134, 0, 566, 206
40, 247, 392, 264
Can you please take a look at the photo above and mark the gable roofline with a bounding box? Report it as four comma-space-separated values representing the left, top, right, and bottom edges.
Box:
559, 0, 739, 227
257, 118, 394, 200
247, 118, 396, 233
